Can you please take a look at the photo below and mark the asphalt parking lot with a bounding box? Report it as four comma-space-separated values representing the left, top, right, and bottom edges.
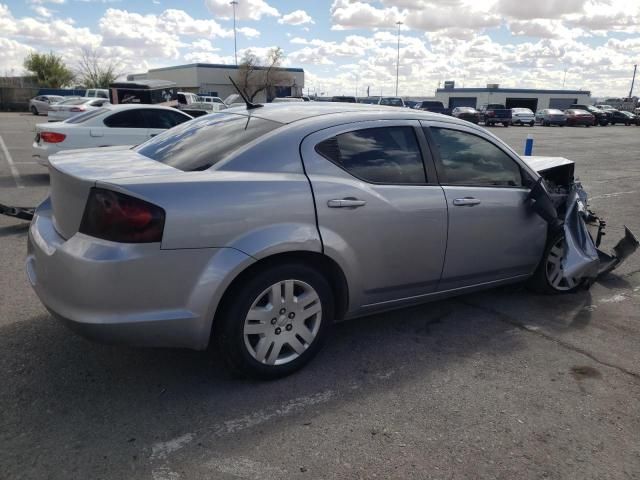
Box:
1, 111, 639, 480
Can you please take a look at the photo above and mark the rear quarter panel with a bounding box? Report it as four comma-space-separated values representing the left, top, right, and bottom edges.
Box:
103, 171, 322, 256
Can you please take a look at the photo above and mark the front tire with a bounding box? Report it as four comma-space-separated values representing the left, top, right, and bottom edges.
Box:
503, 122, 509, 127
529, 233, 583, 294
214, 263, 334, 379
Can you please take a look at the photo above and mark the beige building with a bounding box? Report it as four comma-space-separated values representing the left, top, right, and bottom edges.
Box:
128, 63, 304, 102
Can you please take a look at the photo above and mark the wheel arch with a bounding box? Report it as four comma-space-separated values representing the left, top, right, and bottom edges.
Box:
210, 250, 350, 344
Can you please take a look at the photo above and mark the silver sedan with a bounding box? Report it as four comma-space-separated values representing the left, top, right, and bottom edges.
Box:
29, 95, 65, 115
27, 104, 636, 378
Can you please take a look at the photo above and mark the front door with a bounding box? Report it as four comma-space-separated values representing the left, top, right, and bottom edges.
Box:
301, 120, 448, 309
422, 121, 547, 291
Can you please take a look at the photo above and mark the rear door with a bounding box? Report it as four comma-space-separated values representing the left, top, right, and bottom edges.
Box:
422, 121, 546, 291
301, 120, 448, 310
99, 109, 150, 146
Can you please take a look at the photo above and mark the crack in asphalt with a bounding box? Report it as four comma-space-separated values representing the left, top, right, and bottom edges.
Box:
459, 299, 640, 381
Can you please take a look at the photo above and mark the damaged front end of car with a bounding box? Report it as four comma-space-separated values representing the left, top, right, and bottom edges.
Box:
523, 156, 638, 284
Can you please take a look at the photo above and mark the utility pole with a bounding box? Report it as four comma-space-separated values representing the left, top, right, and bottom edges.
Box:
629, 64, 637, 99
395, 21, 402, 96
230, 1, 238, 66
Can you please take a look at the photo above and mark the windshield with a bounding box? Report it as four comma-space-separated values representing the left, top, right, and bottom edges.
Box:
135, 113, 281, 171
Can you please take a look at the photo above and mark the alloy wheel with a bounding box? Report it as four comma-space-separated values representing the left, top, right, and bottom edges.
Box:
243, 279, 322, 366
545, 238, 578, 291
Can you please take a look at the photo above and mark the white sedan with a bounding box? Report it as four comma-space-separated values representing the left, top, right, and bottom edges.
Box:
33, 104, 193, 166
47, 97, 111, 122
511, 108, 536, 126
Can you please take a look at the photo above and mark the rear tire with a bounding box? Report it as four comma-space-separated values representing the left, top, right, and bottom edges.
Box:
503, 122, 509, 127
528, 233, 583, 294
30, 106, 38, 115
214, 263, 334, 379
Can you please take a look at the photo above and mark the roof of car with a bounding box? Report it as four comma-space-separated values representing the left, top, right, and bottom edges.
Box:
221, 102, 466, 125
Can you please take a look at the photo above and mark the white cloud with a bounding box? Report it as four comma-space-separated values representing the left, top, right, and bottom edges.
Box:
238, 27, 260, 39
278, 10, 314, 26
31, 5, 53, 17
204, 0, 279, 21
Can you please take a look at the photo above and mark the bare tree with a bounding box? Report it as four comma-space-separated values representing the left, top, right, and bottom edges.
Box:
234, 47, 293, 102
76, 48, 121, 89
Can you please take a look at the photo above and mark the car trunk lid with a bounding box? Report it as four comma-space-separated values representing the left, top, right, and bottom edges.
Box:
49, 148, 178, 239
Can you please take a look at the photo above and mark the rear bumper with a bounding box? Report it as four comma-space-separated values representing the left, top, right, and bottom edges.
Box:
32, 142, 54, 165
512, 117, 535, 124
26, 200, 253, 350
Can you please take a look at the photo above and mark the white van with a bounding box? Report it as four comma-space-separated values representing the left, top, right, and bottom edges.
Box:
85, 88, 109, 99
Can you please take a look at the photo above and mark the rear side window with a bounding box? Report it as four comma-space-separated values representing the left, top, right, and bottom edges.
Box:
428, 127, 521, 187
315, 126, 426, 184
135, 113, 280, 171
104, 110, 146, 128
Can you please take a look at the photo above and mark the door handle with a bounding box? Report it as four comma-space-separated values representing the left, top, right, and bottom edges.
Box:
327, 198, 367, 208
453, 197, 481, 206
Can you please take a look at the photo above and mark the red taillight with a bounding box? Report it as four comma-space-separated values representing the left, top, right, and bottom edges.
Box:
79, 188, 165, 243
70, 107, 86, 112
40, 132, 66, 143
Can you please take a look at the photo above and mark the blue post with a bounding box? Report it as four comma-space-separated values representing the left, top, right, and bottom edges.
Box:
524, 134, 534, 156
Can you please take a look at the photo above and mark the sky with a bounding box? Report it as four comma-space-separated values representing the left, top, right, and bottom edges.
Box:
1, 0, 639, 97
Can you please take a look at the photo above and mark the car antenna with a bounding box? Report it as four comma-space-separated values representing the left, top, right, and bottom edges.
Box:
228, 76, 263, 110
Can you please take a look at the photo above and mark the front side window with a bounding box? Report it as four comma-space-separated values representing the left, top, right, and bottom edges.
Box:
428, 127, 522, 187
315, 126, 426, 184
104, 110, 146, 128
142, 109, 190, 129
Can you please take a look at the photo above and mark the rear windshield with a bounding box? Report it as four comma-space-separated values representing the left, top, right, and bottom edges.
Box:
135, 113, 281, 171
64, 108, 108, 124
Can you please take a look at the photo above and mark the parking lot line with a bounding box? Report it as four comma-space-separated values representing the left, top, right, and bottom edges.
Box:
0, 135, 24, 188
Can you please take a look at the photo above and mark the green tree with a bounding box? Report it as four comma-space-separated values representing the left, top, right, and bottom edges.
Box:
76, 48, 120, 88
23, 52, 75, 88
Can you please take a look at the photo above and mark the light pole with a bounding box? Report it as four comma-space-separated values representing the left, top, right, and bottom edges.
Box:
395, 21, 402, 96
230, 1, 238, 65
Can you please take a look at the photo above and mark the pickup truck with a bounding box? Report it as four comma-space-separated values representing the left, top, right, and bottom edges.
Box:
478, 104, 512, 127
414, 101, 452, 116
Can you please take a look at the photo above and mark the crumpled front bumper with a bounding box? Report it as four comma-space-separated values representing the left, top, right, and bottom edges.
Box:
527, 176, 638, 282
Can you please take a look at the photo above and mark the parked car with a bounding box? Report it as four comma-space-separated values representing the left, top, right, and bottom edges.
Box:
26, 103, 637, 379
414, 101, 451, 115
510, 108, 535, 126
569, 104, 610, 126
177, 92, 199, 107
32, 104, 193, 165
85, 88, 109, 99
535, 109, 567, 126
478, 104, 512, 127
331, 96, 357, 103
47, 97, 110, 122
564, 109, 594, 127
379, 97, 405, 107
29, 95, 66, 115
608, 109, 637, 125
198, 96, 226, 105
451, 106, 480, 124
621, 111, 640, 125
